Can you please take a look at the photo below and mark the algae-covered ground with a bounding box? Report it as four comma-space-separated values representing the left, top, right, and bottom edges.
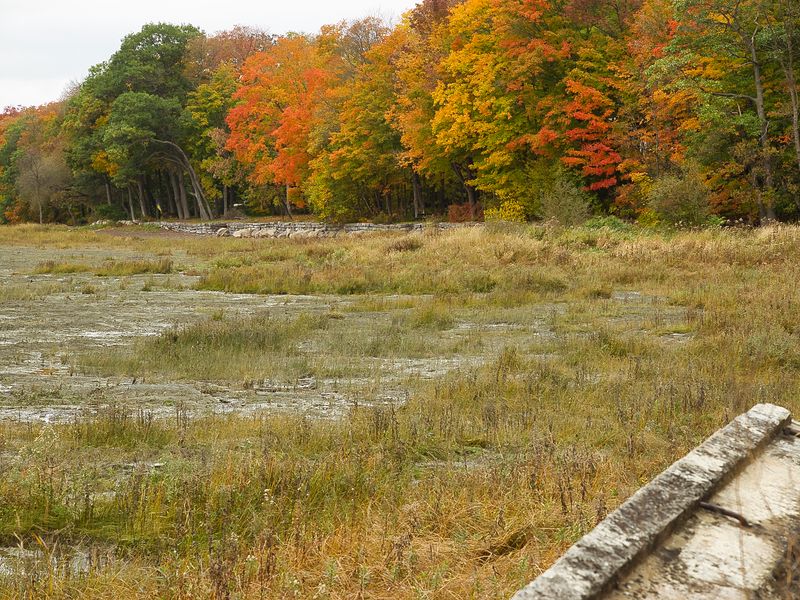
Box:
0, 222, 797, 599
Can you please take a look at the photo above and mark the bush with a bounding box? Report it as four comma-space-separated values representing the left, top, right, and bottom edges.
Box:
647, 170, 711, 226
538, 177, 591, 226
387, 236, 423, 252
92, 203, 128, 222
583, 216, 631, 231
485, 199, 527, 223
448, 203, 484, 222
636, 208, 661, 228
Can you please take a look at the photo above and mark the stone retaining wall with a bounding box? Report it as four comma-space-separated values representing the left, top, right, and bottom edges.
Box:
158, 221, 474, 238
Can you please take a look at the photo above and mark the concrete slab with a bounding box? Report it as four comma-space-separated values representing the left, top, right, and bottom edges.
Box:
607, 434, 800, 599
512, 404, 793, 600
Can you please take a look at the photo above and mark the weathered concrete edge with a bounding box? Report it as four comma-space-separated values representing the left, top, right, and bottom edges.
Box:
511, 403, 792, 600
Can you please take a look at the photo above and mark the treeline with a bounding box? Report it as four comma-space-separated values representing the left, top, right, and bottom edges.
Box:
1, 0, 800, 225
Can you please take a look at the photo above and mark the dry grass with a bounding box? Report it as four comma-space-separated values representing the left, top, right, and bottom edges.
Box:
0, 222, 799, 598
34, 257, 173, 276
82, 312, 326, 381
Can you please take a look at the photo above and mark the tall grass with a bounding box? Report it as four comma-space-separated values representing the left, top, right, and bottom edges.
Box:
1, 223, 799, 597
82, 313, 327, 381
34, 258, 173, 276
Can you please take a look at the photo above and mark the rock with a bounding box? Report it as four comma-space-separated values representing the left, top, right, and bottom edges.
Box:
215, 228, 229, 237
157, 221, 476, 238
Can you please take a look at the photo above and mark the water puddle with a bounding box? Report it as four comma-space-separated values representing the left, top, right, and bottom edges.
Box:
0, 545, 115, 578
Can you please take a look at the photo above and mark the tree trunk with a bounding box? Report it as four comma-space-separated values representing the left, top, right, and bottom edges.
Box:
162, 171, 176, 217
187, 169, 211, 220
152, 138, 212, 220
284, 184, 294, 220
746, 34, 776, 222
778, 0, 800, 185
782, 62, 800, 210
136, 177, 149, 219
223, 184, 229, 216
439, 174, 447, 213
104, 179, 112, 206
451, 162, 478, 220
168, 172, 181, 219
412, 172, 422, 219
38, 197, 43, 224
178, 175, 191, 219
193, 187, 211, 221
782, 52, 800, 177
789, 72, 800, 174
180, 174, 190, 219
127, 186, 136, 221
465, 184, 478, 220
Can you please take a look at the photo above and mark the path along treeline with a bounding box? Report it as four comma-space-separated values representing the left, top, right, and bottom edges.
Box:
2, 0, 800, 226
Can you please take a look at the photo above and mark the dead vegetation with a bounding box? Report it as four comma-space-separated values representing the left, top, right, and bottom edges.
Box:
0, 222, 798, 598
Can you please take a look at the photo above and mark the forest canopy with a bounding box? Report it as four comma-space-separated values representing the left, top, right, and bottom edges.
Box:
1, 0, 800, 225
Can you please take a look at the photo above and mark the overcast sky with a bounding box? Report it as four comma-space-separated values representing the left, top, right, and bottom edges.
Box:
0, 0, 418, 110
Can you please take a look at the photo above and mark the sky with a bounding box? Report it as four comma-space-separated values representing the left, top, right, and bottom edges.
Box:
0, 0, 418, 110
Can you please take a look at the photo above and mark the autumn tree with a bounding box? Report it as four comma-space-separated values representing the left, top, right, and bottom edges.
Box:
666, 0, 781, 220
305, 18, 410, 221
762, 0, 800, 190
186, 63, 242, 215
0, 109, 25, 222
2, 2, 799, 225
226, 34, 332, 214
0, 106, 74, 223
390, 0, 465, 216
63, 23, 209, 220
16, 143, 70, 224
184, 26, 274, 83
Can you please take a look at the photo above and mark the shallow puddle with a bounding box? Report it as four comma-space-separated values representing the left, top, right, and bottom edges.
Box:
0, 545, 115, 579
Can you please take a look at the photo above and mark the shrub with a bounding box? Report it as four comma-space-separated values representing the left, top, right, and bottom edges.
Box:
636, 208, 661, 228
538, 177, 591, 226
448, 203, 484, 222
647, 170, 711, 226
583, 216, 631, 231
387, 236, 423, 252
92, 203, 128, 222
485, 200, 527, 223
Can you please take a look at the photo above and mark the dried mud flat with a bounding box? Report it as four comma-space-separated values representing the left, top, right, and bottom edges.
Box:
0, 242, 690, 424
